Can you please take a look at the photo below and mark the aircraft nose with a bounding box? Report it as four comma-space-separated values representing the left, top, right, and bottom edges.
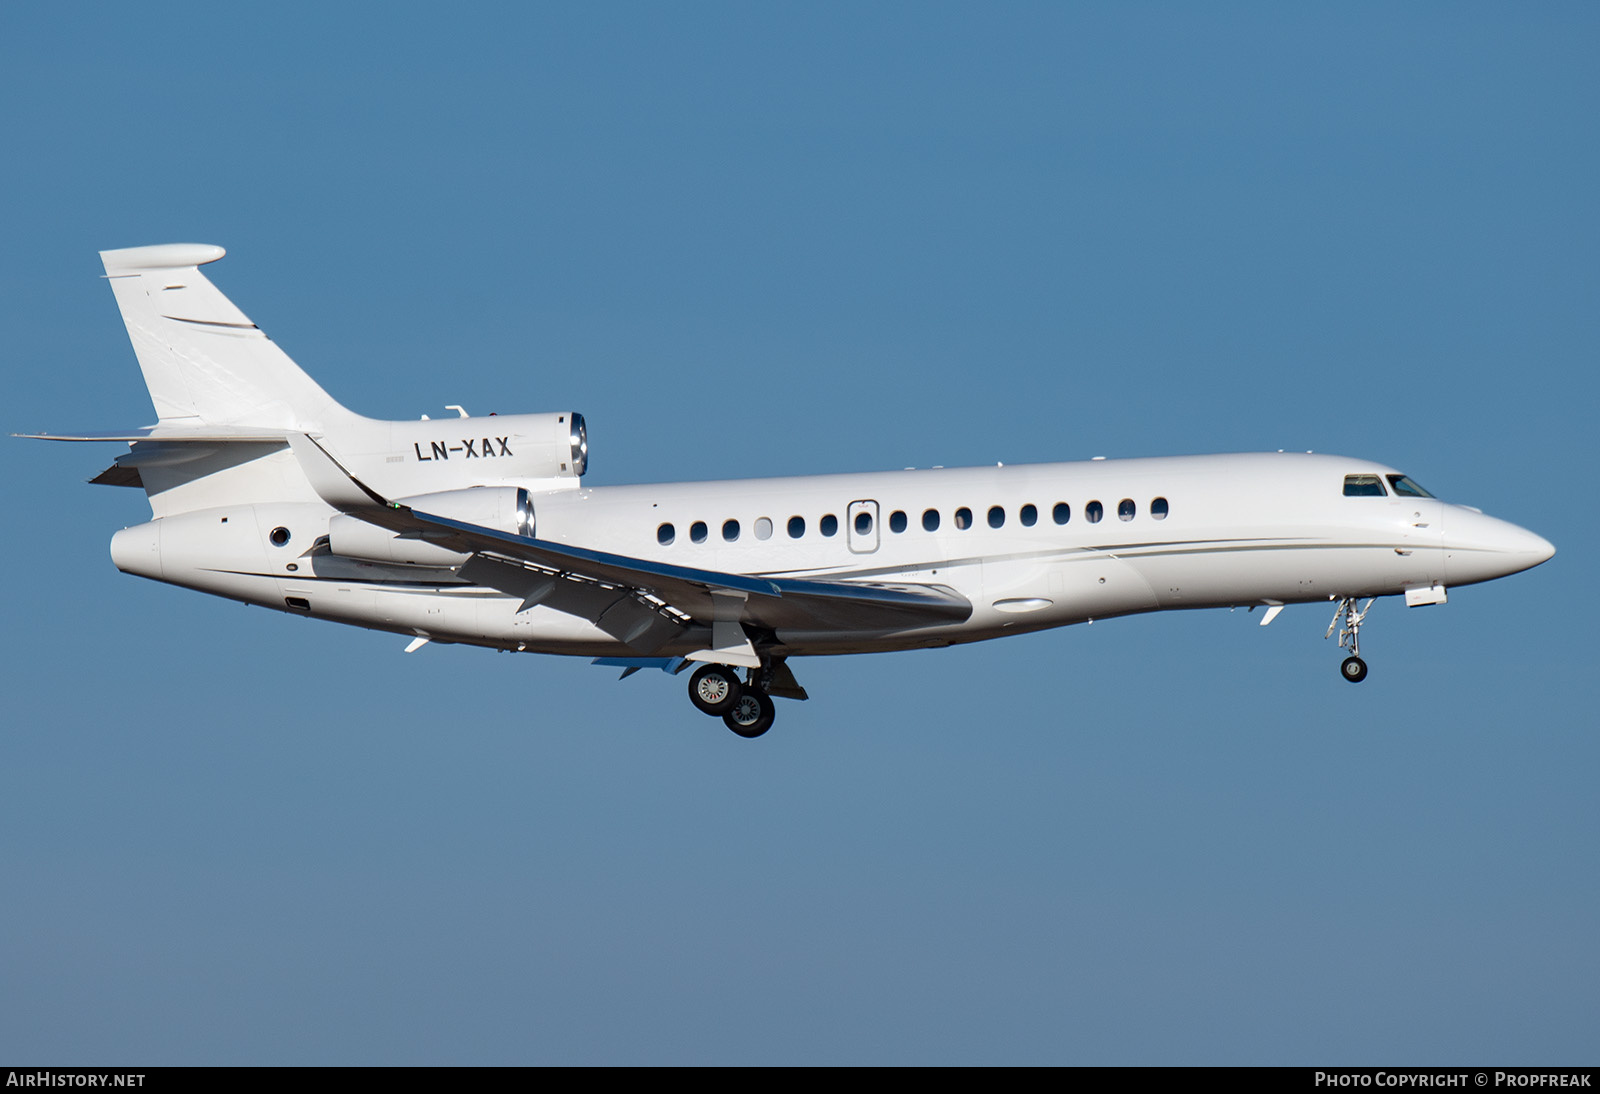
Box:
1526, 530, 1557, 567
1444, 507, 1555, 587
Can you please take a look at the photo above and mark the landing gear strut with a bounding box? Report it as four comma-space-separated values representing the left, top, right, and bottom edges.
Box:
1327, 597, 1374, 683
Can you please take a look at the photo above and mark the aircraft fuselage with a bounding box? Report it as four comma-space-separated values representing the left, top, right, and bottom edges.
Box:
108, 450, 1551, 659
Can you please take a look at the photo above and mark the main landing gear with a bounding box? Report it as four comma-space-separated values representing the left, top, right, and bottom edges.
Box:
687, 663, 742, 716
723, 689, 776, 739
686, 662, 779, 738
1327, 596, 1374, 683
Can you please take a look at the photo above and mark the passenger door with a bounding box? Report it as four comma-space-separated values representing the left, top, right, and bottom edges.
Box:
847, 499, 880, 554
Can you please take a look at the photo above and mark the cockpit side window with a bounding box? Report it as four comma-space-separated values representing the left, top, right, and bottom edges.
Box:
1387, 475, 1435, 499
1343, 474, 1387, 497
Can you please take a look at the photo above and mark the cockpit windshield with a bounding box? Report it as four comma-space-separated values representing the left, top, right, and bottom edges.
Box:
1343, 474, 1387, 497
1386, 474, 1435, 498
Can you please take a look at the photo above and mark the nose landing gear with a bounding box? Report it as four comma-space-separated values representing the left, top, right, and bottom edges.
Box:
1327, 597, 1374, 683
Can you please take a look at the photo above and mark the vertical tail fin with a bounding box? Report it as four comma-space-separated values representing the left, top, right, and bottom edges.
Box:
100, 244, 354, 432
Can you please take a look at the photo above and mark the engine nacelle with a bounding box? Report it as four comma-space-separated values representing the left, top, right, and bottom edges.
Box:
381, 412, 586, 479
318, 410, 591, 503
328, 486, 535, 567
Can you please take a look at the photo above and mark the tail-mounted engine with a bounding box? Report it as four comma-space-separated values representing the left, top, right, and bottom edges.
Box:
328, 486, 534, 567
342, 412, 588, 498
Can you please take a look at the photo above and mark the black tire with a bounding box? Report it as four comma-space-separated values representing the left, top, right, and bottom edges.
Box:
723, 688, 776, 738
688, 663, 742, 716
1340, 656, 1369, 683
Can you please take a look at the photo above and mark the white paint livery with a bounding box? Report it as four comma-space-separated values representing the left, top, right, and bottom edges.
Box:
30, 244, 1555, 737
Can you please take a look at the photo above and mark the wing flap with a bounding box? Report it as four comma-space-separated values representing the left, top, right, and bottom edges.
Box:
459, 554, 687, 653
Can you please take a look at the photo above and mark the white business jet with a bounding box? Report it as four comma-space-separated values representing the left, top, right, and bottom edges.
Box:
26, 244, 1554, 737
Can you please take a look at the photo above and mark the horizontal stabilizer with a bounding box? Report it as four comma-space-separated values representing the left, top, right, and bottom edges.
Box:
19, 426, 298, 443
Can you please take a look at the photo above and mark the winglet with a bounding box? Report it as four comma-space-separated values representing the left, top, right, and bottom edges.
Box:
284, 433, 389, 511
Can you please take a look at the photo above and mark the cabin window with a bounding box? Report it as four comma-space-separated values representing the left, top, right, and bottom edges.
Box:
1343, 474, 1387, 497
690, 521, 708, 544
854, 511, 873, 535
1151, 497, 1169, 520
889, 510, 907, 533
1086, 500, 1103, 524
988, 505, 1005, 529
923, 508, 940, 532
954, 507, 972, 530
1118, 498, 1135, 521
1387, 475, 1435, 498
1052, 502, 1070, 525
723, 519, 740, 542
820, 514, 839, 537
788, 516, 805, 538
657, 522, 675, 546
754, 517, 773, 540
1020, 504, 1037, 527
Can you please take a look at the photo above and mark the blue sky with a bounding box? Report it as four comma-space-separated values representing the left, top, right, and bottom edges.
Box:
3, 3, 1596, 1064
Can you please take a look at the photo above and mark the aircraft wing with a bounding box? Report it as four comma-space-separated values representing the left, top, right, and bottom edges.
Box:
375, 504, 973, 634
287, 433, 971, 657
